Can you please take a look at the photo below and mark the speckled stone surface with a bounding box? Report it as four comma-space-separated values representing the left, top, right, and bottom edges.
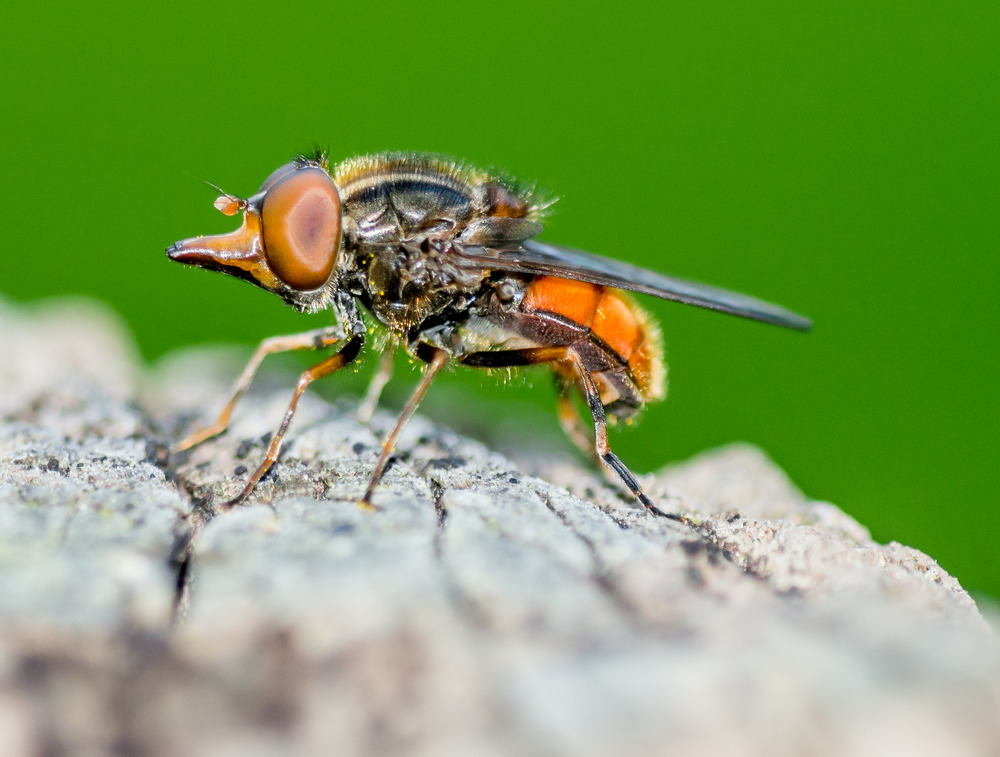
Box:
1, 298, 997, 757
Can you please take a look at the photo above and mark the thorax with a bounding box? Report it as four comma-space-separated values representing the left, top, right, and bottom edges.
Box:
331, 154, 543, 341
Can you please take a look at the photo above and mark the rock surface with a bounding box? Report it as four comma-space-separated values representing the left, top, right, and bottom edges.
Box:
0, 297, 997, 757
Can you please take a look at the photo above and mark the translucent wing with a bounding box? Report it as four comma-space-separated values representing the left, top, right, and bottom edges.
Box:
452, 239, 812, 331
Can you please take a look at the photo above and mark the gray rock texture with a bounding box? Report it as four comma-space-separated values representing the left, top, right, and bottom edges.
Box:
1, 297, 998, 756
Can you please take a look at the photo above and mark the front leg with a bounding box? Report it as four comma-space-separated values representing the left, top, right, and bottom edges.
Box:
172, 325, 341, 453
227, 334, 365, 508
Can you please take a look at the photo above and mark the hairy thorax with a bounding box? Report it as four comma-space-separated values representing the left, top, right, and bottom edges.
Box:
333, 153, 547, 339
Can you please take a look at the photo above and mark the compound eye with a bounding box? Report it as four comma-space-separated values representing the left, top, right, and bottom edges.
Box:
261, 167, 342, 290
258, 162, 298, 193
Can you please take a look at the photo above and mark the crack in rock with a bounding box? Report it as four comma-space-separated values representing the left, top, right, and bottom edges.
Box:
536, 488, 641, 622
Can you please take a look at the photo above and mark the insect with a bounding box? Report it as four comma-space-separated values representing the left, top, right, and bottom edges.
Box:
167, 151, 810, 516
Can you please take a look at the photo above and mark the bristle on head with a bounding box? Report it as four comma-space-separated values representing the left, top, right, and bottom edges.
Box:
302, 146, 331, 170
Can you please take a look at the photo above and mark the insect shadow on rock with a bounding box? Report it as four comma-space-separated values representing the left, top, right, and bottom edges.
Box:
166, 150, 811, 517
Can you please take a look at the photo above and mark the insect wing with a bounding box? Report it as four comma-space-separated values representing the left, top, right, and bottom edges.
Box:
454, 239, 812, 331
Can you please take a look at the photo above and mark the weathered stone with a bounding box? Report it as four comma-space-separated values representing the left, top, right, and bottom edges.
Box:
0, 297, 997, 757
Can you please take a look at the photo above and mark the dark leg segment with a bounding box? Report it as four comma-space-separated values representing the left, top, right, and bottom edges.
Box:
360, 347, 449, 508
460, 346, 571, 369
225, 334, 364, 508
173, 326, 342, 453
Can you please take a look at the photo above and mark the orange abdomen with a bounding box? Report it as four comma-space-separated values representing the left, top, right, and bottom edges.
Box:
521, 276, 665, 403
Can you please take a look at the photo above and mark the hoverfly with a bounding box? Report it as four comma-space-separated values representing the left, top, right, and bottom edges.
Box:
167, 151, 810, 516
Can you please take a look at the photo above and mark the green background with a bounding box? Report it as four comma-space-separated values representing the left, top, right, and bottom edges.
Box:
2, 2, 997, 600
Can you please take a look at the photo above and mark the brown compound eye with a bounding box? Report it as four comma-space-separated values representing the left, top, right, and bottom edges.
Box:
260, 167, 342, 290
258, 161, 297, 193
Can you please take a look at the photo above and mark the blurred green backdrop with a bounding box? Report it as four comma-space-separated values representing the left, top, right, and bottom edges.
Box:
1, 1, 996, 599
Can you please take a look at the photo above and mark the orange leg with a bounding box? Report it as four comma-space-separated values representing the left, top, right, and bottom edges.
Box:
225, 335, 364, 508
173, 326, 342, 453
554, 373, 599, 462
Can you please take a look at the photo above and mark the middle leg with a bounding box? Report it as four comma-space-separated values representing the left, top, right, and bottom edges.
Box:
360, 347, 450, 508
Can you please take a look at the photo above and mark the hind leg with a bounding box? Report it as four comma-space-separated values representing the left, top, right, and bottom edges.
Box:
461, 346, 678, 520
553, 372, 598, 462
